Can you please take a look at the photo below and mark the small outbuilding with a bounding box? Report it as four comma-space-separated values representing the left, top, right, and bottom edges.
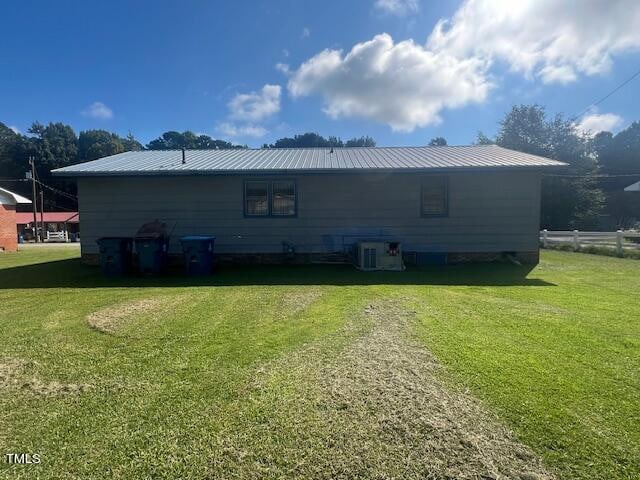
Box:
52, 145, 565, 266
0, 187, 31, 252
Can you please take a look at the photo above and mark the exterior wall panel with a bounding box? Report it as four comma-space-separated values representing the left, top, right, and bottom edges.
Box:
77, 171, 542, 258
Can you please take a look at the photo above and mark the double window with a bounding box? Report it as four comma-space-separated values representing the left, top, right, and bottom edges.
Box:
421, 176, 448, 217
244, 179, 296, 217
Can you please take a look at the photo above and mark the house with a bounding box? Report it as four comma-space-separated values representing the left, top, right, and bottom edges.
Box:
52, 145, 565, 265
15, 211, 80, 242
0, 187, 31, 252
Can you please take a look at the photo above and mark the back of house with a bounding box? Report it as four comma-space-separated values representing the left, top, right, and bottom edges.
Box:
52, 145, 565, 266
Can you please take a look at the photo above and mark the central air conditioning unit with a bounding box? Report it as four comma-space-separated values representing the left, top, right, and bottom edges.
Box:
356, 241, 405, 271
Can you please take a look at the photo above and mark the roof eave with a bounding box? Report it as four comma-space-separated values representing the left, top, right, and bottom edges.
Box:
52, 164, 567, 178
0, 187, 32, 204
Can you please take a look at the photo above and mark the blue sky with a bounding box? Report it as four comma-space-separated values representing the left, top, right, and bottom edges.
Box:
2, 0, 639, 147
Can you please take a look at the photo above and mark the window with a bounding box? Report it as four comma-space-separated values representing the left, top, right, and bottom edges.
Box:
272, 181, 296, 216
245, 181, 269, 216
244, 179, 296, 217
421, 176, 448, 217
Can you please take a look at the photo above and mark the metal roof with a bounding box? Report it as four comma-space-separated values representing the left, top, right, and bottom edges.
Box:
16, 212, 79, 224
52, 145, 566, 177
0, 187, 32, 205
625, 181, 640, 192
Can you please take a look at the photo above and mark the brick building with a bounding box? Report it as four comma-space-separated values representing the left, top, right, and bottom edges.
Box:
0, 187, 31, 251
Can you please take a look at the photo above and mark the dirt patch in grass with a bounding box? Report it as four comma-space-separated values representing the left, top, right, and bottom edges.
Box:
86, 296, 188, 334
0, 357, 91, 396
279, 288, 324, 316
210, 300, 553, 479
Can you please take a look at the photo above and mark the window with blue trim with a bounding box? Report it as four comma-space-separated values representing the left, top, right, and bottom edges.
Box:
244, 179, 296, 217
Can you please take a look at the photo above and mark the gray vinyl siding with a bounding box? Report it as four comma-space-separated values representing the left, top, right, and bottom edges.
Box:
77, 171, 542, 256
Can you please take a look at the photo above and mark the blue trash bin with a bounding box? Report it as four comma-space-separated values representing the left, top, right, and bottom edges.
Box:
180, 236, 215, 276
97, 237, 133, 277
135, 236, 170, 275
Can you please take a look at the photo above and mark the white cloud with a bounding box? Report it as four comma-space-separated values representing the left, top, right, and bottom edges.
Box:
275, 63, 291, 75
288, 33, 490, 132
301, 27, 311, 39
8, 126, 20, 134
228, 84, 281, 122
287, 1, 640, 131
217, 122, 267, 138
427, 0, 640, 84
374, 0, 418, 16
81, 101, 113, 120
220, 84, 282, 138
574, 112, 624, 137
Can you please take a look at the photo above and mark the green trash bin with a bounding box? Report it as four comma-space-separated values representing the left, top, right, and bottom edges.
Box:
180, 236, 215, 276
97, 237, 133, 277
135, 236, 170, 275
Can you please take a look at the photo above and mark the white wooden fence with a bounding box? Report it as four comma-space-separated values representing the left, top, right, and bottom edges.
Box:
45, 231, 68, 242
540, 230, 640, 254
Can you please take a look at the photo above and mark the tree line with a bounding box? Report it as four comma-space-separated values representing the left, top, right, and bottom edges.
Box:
476, 105, 640, 230
262, 133, 376, 148
1, 105, 639, 228
0, 125, 378, 180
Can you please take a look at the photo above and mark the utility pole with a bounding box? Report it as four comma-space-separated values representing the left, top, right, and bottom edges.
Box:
39, 188, 45, 242
29, 156, 39, 242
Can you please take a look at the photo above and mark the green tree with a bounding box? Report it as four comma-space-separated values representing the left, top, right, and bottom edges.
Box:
345, 136, 376, 147
591, 122, 640, 174
428, 137, 447, 146
590, 122, 640, 228
78, 130, 125, 162
122, 133, 143, 152
0, 123, 29, 178
266, 132, 376, 148
147, 131, 242, 150
269, 133, 343, 148
28, 122, 78, 174
474, 131, 495, 145
495, 105, 604, 229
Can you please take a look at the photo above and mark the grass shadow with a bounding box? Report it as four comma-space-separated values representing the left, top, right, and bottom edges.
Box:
0, 258, 555, 289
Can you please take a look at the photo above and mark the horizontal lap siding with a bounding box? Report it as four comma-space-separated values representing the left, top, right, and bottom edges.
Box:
78, 172, 541, 255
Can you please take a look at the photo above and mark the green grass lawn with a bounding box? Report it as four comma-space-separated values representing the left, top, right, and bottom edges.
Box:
0, 248, 638, 479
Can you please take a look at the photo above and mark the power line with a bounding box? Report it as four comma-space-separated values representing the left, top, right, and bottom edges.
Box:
573, 66, 640, 121
34, 179, 78, 201
0, 176, 78, 201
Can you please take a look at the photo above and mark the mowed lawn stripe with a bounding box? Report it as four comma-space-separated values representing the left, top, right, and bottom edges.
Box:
0, 248, 638, 479
410, 251, 640, 479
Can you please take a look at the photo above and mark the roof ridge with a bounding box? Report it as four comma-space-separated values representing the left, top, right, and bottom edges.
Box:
151, 144, 496, 152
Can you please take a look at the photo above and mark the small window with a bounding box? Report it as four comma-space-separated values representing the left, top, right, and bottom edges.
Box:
245, 181, 269, 216
421, 176, 448, 217
244, 179, 297, 217
272, 181, 296, 216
